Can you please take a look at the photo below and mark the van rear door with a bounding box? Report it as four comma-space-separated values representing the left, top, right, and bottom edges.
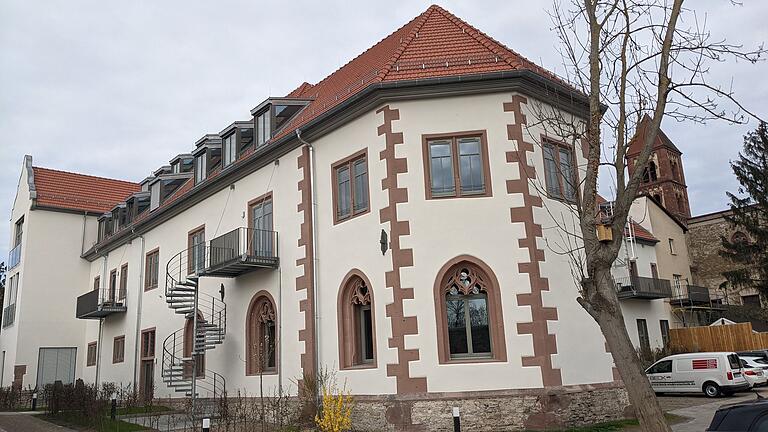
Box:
646, 359, 674, 392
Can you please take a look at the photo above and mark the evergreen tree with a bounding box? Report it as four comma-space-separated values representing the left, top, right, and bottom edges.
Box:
720, 122, 768, 297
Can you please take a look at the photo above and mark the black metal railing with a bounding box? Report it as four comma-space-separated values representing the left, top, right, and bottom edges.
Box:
75, 283, 127, 319
2, 303, 16, 327
615, 276, 673, 299
209, 227, 278, 269
672, 284, 711, 304
7, 243, 21, 270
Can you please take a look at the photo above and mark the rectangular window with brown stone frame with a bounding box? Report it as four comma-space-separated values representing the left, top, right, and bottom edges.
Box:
119, 264, 128, 301
141, 328, 156, 360
542, 138, 578, 202
109, 269, 117, 303
332, 149, 370, 224
113, 336, 125, 364
422, 131, 492, 200
86, 342, 97, 367
187, 226, 205, 275
144, 249, 159, 291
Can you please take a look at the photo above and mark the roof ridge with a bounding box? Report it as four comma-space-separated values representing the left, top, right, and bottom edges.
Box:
377, 6, 437, 81
32, 165, 138, 185
298, 9, 428, 98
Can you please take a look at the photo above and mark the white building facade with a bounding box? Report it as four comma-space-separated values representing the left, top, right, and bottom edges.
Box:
0, 6, 689, 430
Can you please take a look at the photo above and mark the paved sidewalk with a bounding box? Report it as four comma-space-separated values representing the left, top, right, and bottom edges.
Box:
670, 392, 762, 432
0, 413, 75, 432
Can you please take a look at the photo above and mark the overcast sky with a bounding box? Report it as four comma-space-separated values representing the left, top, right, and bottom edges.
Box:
1, 1, 766, 255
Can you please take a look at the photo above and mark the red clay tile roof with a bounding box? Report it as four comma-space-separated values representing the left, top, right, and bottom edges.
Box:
32, 166, 140, 214
626, 222, 658, 243
276, 4, 574, 140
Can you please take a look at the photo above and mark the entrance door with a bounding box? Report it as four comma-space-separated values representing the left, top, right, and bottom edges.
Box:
139, 360, 154, 401
250, 198, 273, 257
183, 317, 205, 378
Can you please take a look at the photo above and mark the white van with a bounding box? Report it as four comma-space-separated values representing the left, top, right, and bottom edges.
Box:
645, 352, 750, 397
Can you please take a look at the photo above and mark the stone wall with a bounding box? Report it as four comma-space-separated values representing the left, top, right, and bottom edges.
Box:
687, 211, 757, 304
351, 383, 630, 431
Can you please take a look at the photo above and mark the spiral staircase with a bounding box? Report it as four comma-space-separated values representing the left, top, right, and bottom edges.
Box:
161, 227, 279, 417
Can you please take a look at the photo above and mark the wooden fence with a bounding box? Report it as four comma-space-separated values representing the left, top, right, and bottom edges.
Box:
670, 322, 768, 353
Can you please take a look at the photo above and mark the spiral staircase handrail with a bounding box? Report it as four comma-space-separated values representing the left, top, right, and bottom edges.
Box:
162, 243, 227, 413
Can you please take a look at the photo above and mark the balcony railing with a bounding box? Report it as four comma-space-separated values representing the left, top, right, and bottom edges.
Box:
671, 284, 711, 305
2, 304, 15, 328
203, 227, 279, 277
75, 286, 127, 320
615, 276, 673, 300
7, 244, 21, 270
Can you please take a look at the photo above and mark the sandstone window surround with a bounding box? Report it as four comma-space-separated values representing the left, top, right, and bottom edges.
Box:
542, 138, 578, 202
434, 256, 506, 364
422, 131, 492, 200
86, 342, 97, 367
337, 270, 377, 369
144, 248, 160, 291
331, 149, 370, 224
113, 336, 125, 364
187, 225, 206, 275
246, 291, 278, 375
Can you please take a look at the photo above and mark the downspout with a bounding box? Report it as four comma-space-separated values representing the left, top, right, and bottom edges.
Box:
132, 231, 146, 392
295, 129, 320, 397
95, 255, 108, 386
80, 211, 89, 255
278, 265, 283, 393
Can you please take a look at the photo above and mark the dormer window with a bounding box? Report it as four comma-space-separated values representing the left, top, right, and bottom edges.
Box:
172, 162, 180, 173
256, 109, 271, 146
195, 154, 207, 184
222, 133, 237, 168
274, 105, 303, 130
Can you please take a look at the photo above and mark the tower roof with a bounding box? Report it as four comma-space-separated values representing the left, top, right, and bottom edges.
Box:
627, 114, 682, 157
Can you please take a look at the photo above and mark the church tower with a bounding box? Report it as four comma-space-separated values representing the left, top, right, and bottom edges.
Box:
627, 115, 691, 221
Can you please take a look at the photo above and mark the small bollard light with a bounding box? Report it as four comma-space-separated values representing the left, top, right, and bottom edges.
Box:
31, 392, 38, 411
452, 406, 461, 432
202, 417, 211, 432
110, 392, 117, 421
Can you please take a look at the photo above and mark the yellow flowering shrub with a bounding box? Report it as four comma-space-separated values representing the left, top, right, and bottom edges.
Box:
314, 383, 354, 432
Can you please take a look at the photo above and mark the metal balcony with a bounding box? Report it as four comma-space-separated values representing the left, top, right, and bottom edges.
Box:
201, 227, 279, 277
76, 287, 127, 319
7, 244, 21, 270
615, 276, 673, 300
671, 284, 712, 306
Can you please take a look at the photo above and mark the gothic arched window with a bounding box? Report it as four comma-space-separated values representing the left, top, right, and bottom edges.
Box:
434, 257, 506, 363
338, 271, 376, 368
246, 291, 277, 375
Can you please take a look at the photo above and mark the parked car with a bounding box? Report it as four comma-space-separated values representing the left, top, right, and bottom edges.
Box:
741, 359, 768, 388
739, 350, 768, 362
743, 356, 768, 371
645, 352, 750, 397
708, 394, 768, 431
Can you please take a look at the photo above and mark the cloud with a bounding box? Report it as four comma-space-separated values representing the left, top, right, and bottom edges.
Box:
0, 0, 765, 253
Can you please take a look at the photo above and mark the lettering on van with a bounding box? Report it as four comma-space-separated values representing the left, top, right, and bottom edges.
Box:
692, 359, 718, 369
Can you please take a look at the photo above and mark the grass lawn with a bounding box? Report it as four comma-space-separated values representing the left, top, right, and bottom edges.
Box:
37, 412, 150, 432
529, 413, 687, 432
116, 404, 172, 416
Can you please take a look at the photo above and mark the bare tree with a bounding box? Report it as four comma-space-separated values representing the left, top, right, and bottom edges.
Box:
527, 1, 766, 430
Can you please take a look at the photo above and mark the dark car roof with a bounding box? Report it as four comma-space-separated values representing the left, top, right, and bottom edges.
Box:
709, 396, 768, 431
